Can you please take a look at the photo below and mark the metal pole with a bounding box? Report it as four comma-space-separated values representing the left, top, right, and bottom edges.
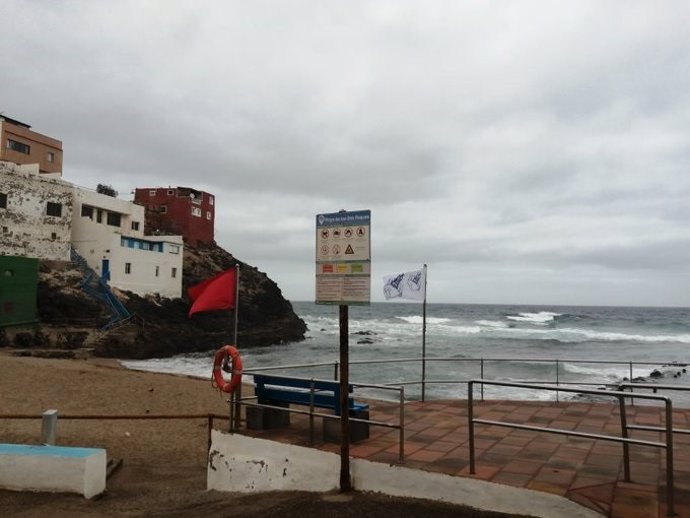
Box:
618, 395, 631, 482
309, 378, 315, 445
468, 381, 475, 474
399, 386, 405, 463
233, 264, 240, 345
480, 359, 484, 401
207, 414, 213, 452
665, 398, 675, 517
556, 359, 559, 403
339, 304, 352, 492
421, 264, 427, 402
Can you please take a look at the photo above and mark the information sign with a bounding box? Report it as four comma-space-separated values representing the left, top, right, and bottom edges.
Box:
315, 210, 371, 305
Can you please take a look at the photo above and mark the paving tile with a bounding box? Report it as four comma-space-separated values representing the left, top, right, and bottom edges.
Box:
238, 397, 689, 517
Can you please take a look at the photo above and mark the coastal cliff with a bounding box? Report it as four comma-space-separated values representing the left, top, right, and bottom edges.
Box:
3, 243, 306, 359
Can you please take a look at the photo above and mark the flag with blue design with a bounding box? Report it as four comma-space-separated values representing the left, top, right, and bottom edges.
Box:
382, 268, 426, 301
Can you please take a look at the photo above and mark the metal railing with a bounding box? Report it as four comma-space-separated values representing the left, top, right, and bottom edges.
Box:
243, 357, 689, 403
467, 380, 675, 517
232, 373, 406, 463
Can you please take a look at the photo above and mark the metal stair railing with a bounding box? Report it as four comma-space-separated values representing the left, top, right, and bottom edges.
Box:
70, 247, 130, 329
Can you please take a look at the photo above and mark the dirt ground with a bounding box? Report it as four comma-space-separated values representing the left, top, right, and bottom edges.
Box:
0, 353, 533, 517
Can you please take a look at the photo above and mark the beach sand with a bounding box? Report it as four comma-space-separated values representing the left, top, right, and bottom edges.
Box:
0, 352, 530, 517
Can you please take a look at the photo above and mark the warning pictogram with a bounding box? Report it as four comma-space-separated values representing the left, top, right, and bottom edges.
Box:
345, 244, 355, 255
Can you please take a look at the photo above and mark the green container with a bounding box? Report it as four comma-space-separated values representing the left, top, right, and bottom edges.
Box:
0, 256, 39, 326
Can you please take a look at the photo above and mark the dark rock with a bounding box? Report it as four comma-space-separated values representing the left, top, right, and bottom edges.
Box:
357, 338, 374, 344
650, 369, 663, 379
31, 242, 306, 359
353, 331, 377, 336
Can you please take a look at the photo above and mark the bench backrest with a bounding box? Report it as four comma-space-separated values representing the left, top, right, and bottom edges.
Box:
252, 374, 363, 416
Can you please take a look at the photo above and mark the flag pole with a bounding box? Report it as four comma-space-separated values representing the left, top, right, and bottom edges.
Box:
233, 263, 240, 345
232, 263, 241, 431
421, 264, 428, 402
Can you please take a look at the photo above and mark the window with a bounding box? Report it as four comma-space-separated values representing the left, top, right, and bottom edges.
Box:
81, 205, 93, 219
149, 189, 156, 196
106, 212, 121, 227
167, 189, 174, 196
46, 202, 62, 217
96, 210, 103, 223
47, 152, 55, 163
0, 192, 7, 209
160, 205, 167, 214
169, 244, 180, 254
131, 221, 140, 231
171, 267, 177, 278
191, 207, 201, 217
2, 226, 7, 233
209, 196, 214, 206
155, 266, 160, 277
125, 263, 132, 274
50, 232, 57, 241
6, 139, 30, 154
206, 211, 212, 220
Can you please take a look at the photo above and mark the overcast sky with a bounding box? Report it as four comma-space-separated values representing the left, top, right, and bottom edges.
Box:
2, 1, 689, 307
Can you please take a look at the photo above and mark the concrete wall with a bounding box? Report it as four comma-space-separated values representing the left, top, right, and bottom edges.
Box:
208, 431, 602, 518
0, 443, 106, 498
0, 161, 72, 260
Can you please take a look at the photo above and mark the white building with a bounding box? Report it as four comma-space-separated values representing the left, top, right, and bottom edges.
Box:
0, 161, 73, 260
71, 188, 184, 298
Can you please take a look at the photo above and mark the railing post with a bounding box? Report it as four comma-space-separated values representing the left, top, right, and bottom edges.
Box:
309, 378, 315, 446
629, 362, 635, 407
234, 382, 242, 431
334, 361, 339, 381
556, 359, 559, 402
480, 359, 484, 401
399, 386, 405, 464
207, 414, 213, 453
665, 398, 675, 517
468, 381, 476, 474
618, 394, 631, 482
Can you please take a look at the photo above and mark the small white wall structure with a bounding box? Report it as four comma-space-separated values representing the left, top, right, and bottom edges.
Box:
0, 443, 106, 498
0, 161, 72, 260
208, 431, 602, 518
71, 187, 183, 298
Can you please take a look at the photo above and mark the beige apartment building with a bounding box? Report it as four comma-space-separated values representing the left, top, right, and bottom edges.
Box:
0, 115, 63, 175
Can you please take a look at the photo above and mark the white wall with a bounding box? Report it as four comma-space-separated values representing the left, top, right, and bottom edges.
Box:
0, 161, 72, 260
208, 431, 602, 518
71, 187, 183, 298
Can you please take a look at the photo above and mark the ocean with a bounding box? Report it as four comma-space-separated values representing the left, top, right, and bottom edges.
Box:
123, 302, 690, 405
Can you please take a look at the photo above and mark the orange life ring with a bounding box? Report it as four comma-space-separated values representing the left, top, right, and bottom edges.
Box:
212, 345, 243, 393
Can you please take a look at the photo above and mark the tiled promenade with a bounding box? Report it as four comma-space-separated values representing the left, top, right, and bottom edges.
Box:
240, 398, 690, 518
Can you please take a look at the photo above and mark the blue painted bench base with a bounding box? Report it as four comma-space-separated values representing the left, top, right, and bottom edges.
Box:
247, 374, 370, 441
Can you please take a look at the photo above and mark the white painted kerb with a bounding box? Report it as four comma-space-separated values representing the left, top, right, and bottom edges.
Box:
208, 431, 603, 518
0, 444, 106, 498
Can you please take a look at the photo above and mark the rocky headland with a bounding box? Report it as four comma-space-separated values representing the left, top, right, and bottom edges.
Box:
1, 243, 306, 359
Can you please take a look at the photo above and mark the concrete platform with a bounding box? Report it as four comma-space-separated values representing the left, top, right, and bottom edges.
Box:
238, 399, 690, 518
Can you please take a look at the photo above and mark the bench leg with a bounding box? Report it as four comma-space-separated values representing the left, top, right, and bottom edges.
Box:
322, 410, 370, 443
246, 402, 290, 430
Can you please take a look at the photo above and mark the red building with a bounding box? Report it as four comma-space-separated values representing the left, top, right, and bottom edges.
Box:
133, 186, 215, 246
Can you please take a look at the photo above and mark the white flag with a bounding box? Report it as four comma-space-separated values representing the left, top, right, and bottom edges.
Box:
382, 268, 426, 301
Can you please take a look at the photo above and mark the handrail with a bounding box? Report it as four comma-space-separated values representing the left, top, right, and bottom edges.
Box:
243, 357, 688, 404
467, 380, 675, 517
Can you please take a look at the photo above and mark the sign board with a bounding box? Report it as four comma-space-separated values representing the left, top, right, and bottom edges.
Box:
315, 210, 371, 305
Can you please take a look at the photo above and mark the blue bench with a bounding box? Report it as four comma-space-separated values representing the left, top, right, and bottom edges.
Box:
247, 374, 370, 441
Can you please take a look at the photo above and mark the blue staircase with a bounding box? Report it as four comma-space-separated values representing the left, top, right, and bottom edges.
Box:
70, 248, 131, 330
